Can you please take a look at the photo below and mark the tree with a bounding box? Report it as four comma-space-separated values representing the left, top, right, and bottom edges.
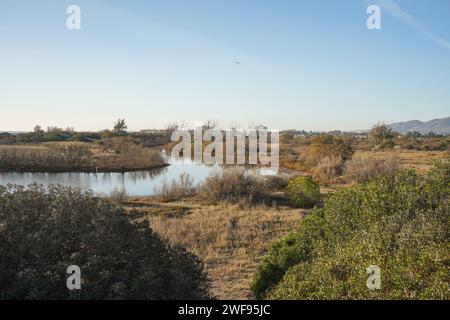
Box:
369, 122, 395, 145
113, 119, 128, 135
33, 125, 44, 133
0, 185, 211, 299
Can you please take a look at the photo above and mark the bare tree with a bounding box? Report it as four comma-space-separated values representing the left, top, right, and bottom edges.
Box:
113, 119, 128, 135
205, 119, 219, 129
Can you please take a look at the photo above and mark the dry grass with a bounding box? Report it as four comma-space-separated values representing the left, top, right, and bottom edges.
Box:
128, 200, 304, 299
343, 153, 400, 183
153, 172, 195, 201
352, 149, 448, 173
0, 141, 166, 172
312, 155, 345, 184
279, 141, 448, 178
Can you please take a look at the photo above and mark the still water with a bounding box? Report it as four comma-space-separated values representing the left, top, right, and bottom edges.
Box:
0, 160, 216, 196
0, 154, 276, 196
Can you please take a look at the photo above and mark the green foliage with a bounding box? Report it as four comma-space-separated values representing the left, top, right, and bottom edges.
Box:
0, 185, 210, 299
284, 176, 321, 208
251, 212, 326, 299
253, 160, 450, 299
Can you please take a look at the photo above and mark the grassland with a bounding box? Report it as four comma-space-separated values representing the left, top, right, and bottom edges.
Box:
123, 198, 304, 299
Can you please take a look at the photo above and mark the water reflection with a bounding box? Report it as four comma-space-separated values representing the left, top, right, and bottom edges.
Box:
0, 156, 277, 196
0, 162, 216, 196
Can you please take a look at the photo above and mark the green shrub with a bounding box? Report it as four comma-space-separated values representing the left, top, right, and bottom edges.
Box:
253, 159, 450, 299
0, 184, 210, 299
251, 212, 326, 299
284, 176, 321, 208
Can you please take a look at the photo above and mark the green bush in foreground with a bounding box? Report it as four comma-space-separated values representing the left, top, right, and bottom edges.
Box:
284, 176, 321, 208
252, 160, 449, 299
0, 184, 210, 300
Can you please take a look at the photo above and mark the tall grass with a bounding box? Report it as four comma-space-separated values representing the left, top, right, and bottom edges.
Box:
153, 172, 195, 201
197, 167, 268, 206
344, 153, 400, 183
0, 141, 165, 172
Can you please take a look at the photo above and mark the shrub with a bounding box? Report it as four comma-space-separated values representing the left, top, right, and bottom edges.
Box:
109, 187, 129, 203
153, 172, 195, 201
369, 122, 395, 145
198, 167, 268, 205
0, 184, 210, 299
264, 174, 292, 191
344, 153, 399, 183
313, 156, 344, 183
284, 176, 321, 208
251, 212, 326, 299
311, 135, 353, 161
252, 159, 450, 299
0, 145, 93, 172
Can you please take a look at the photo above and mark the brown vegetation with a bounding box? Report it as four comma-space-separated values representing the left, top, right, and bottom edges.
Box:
197, 167, 269, 206
127, 200, 304, 299
0, 139, 166, 172
153, 172, 195, 201
343, 152, 400, 183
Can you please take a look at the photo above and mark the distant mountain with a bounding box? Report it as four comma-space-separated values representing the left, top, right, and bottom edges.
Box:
389, 117, 450, 134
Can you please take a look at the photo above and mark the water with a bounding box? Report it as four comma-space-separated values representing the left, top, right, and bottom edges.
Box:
0, 155, 276, 196
0, 161, 219, 197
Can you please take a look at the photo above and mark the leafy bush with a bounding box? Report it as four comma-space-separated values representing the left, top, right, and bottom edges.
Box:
0, 184, 210, 299
344, 153, 399, 183
198, 168, 268, 205
284, 176, 321, 208
252, 160, 450, 299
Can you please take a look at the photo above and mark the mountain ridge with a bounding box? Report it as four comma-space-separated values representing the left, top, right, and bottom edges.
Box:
389, 117, 450, 134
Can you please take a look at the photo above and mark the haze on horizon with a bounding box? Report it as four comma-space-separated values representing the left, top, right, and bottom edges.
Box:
1, 0, 449, 132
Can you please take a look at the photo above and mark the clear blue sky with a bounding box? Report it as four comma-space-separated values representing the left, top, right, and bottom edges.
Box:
1, 0, 449, 131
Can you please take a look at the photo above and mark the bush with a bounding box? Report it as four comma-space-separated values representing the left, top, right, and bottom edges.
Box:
311, 135, 353, 161
344, 153, 399, 183
284, 176, 321, 208
313, 156, 345, 183
153, 172, 195, 201
252, 160, 450, 299
369, 122, 395, 145
264, 174, 292, 191
198, 167, 268, 205
109, 187, 129, 203
0, 184, 210, 299
0, 145, 93, 172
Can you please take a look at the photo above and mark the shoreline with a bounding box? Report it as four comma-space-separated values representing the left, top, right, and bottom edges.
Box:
0, 163, 170, 174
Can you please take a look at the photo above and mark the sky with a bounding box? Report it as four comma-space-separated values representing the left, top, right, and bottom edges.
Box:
0, 0, 449, 131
